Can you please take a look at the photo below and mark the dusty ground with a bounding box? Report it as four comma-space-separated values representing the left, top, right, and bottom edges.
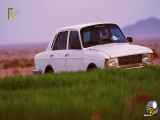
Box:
0, 67, 33, 78
0, 43, 45, 78
153, 58, 160, 64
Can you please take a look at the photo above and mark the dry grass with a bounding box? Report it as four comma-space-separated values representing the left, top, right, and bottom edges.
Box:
0, 67, 33, 78
0, 58, 34, 69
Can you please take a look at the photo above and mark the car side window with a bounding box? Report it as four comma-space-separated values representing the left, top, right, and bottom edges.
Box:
83, 31, 91, 43
69, 31, 81, 49
53, 31, 68, 50
51, 34, 58, 49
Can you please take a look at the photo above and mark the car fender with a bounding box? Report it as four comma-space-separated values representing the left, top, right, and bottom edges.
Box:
83, 49, 110, 70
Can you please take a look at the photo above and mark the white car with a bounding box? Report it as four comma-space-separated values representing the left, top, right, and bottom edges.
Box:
34, 23, 153, 74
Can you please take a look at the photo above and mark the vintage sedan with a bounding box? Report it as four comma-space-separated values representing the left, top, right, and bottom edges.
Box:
34, 23, 153, 73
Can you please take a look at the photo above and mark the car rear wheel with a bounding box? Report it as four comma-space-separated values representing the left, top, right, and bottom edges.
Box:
45, 65, 54, 74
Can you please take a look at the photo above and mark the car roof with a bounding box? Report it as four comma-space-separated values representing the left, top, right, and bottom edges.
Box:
57, 22, 116, 32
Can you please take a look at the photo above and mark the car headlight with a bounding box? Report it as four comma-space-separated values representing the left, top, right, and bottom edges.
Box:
142, 53, 153, 64
105, 58, 119, 67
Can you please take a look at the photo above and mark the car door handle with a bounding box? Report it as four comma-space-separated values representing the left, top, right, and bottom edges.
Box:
50, 54, 54, 58
65, 53, 70, 57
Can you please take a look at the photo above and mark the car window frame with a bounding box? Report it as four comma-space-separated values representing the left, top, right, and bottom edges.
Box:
51, 33, 58, 49
68, 30, 82, 50
80, 24, 126, 48
52, 31, 68, 50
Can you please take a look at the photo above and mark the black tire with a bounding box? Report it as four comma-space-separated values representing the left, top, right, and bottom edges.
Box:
87, 63, 97, 71
45, 66, 54, 74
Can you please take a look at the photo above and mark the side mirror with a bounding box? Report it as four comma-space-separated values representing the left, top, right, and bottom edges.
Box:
127, 37, 133, 43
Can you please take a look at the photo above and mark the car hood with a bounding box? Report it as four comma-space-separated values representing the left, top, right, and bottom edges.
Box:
87, 43, 153, 58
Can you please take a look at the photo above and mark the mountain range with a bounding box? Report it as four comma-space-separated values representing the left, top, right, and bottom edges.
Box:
123, 17, 160, 39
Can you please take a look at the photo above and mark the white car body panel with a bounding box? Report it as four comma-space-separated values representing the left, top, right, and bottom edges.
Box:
35, 50, 67, 73
66, 50, 84, 72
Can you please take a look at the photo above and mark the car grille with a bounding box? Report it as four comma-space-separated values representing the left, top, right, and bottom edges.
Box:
118, 54, 142, 66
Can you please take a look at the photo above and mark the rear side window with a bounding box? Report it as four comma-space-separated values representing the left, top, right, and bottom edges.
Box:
68, 31, 81, 49
53, 31, 68, 50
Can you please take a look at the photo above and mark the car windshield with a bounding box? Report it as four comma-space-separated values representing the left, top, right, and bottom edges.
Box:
81, 24, 127, 48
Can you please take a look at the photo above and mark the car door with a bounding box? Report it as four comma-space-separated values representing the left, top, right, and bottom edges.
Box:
66, 31, 84, 72
49, 31, 68, 72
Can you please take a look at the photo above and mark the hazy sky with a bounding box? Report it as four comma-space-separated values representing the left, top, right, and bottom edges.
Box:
0, 0, 160, 44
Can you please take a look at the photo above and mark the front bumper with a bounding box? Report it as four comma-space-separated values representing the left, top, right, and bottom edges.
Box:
105, 62, 147, 69
118, 63, 145, 69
